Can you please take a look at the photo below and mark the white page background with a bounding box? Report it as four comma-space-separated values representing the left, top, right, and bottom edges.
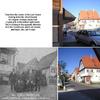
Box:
0, 0, 52, 47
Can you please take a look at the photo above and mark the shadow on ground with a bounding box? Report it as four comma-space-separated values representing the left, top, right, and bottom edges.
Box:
58, 88, 100, 100
78, 88, 100, 100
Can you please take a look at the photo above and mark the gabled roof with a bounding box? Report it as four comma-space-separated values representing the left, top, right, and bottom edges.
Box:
25, 57, 39, 70
73, 67, 79, 75
81, 56, 100, 69
39, 51, 57, 70
75, 67, 79, 75
17, 51, 57, 73
79, 10, 100, 20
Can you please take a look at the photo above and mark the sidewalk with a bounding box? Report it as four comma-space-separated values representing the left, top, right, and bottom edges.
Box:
63, 32, 76, 42
75, 81, 100, 89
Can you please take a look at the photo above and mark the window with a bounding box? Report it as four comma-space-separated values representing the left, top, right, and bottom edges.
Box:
90, 20, 94, 22
0, 53, 8, 64
83, 31, 88, 36
82, 20, 86, 23
91, 69, 93, 72
86, 69, 93, 72
97, 69, 100, 72
97, 20, 100, 23
89, 24, 92, 26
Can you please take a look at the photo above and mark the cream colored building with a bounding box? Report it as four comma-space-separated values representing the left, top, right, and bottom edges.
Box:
76, 10, 100, 30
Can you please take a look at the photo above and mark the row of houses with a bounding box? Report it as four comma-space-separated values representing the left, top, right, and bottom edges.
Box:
16, 51, 57, 85
75, 10, 100, 30
71, 56, 100, 84
66, 10, 100, 31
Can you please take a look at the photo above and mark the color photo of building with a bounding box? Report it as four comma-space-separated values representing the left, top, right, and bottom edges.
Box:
72, 56, 100, 84
76, 10, 100, 30
53, 0, 75, 46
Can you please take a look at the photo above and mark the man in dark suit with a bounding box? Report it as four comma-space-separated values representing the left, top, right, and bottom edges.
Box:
9, 69, 17, 92
35, 70, 41, 92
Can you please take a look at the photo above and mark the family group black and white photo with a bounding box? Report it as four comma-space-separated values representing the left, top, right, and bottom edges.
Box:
0, 48, 57, 100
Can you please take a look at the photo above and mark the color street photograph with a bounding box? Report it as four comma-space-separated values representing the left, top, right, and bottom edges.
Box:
58, 48, 100, 100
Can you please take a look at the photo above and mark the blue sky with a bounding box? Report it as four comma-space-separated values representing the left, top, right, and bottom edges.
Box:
63, 0, 100, 17
58, 48, 96, 74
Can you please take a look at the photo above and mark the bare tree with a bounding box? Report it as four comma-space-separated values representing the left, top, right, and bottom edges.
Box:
59, 60, 66, 70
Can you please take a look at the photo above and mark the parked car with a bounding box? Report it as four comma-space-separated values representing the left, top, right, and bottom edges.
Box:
75, 30, 100, 46
95, 28, 100, 33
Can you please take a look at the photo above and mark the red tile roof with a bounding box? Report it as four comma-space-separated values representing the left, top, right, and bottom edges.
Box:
79, 10, 100, 20
81, 56, 100, 69
73, 67, 79, 75
75, 67, 79, 75
58, 64, 61, 72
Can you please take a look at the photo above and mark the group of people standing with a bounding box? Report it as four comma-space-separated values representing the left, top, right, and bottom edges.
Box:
9, 69, 44, 93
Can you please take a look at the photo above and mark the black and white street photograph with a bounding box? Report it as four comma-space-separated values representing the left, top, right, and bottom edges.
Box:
0, 48, 57, 100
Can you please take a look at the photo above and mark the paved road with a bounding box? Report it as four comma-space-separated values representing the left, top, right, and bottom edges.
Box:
65, 81, 95, 91
63, 31, 89, 47
58, 81, 100, 100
